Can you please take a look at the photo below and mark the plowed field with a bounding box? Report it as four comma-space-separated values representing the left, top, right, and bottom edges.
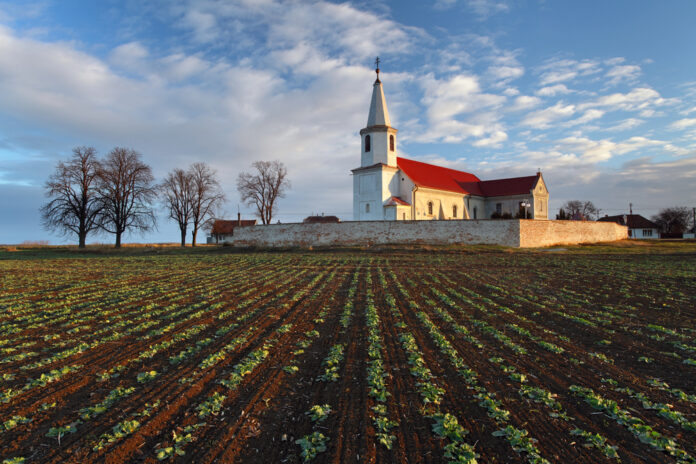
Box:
1, 245, 695, 463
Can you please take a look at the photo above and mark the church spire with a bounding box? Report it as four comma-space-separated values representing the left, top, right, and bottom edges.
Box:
366, 57, 391, 127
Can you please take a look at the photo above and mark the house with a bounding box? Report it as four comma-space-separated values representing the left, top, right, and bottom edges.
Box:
352, 63, 549, 221
208, 215, 257, 243
597, 214, 659, 239
303, 215, 340, 224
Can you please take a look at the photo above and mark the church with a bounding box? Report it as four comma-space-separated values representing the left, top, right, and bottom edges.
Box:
352, 64, 549, 221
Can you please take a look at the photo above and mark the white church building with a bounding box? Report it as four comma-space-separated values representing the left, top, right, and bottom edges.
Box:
352, 65, 549, 222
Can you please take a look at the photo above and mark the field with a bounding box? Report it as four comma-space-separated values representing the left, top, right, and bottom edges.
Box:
0, 243, 695, 464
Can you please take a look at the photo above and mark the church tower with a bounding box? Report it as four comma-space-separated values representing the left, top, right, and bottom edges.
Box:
359, 58, 397, 167
352, 58, 402, 221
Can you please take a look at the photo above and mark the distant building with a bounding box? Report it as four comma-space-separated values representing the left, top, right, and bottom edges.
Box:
208, 215, 257, 243
352, 62, 549, 221
597, 214, 659, 239
303, 215, 340, 224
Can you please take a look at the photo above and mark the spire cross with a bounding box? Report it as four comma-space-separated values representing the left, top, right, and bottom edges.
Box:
375, 56, 380, 71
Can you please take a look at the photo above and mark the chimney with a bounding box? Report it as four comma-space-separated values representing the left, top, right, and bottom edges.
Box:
237, 212, 241, 227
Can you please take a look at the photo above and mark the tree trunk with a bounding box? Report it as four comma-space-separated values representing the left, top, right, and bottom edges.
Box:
115, 231, 122, 248
191, 228, 198, 247
78, 231, 86, 248
180, 227, 187, 247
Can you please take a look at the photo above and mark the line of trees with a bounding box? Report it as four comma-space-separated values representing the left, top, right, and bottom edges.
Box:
41, 146, 226, 248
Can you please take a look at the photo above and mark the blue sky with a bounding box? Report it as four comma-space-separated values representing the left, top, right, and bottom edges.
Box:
1, 0, 695, 244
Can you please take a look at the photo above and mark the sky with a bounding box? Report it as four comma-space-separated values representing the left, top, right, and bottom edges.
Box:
1, 0, 695, 245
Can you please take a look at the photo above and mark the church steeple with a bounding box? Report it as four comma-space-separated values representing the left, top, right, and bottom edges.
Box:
367, 58, 391, 127
360, 57, 397, 167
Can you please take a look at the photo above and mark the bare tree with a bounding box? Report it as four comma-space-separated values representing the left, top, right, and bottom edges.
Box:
96, 148, 157, 248
652, 207, 693, 235
40, 146, 102, 248
160, 168, 194, 247
561, 200, 601, 221
237, 160, 290, 225
189, 162, 226, 246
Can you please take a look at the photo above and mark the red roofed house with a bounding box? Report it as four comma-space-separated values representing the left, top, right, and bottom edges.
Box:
208, 215, 257, 243
352, 65, 549, 221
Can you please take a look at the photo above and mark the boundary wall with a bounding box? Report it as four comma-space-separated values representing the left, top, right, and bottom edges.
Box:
232, 219, 627, 248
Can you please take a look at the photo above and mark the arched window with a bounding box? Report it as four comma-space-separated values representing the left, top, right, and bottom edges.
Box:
428, 201, 433, 215
365, 203, 370, 213
453, 205, 457, 218
473, 207, 477, 219
389, 135, 394, 151
365, 135, 371, 152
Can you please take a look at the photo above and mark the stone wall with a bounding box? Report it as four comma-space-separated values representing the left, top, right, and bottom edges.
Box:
232, 219, 627, 248
519, 220, 627, 247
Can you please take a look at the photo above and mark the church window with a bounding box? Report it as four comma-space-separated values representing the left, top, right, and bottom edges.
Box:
453, 205, 457, 218
402, 212, 406, 220
365, 135, 371, 152
365, 203, 370, 213
389, 135, 394, 151
496, 203, 502, 215
428, 201, 433, 215
473, 207, 477, 219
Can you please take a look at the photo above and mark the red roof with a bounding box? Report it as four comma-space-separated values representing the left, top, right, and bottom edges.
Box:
478, 175, 539, 197
396, 157, 539, 197
397, 157, 481, 194
385, 196, 410, 206
211, 219, 256, 235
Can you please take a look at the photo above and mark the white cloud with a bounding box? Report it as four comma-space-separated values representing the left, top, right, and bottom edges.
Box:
580, 87, 664, 112
563, 109, 604, 127
487, 65, 524, 84
435, 0, 510, 18
521, 102, 575, 128
605, 64, 641, 86
535, 84, 571, 97
418, 73, 506, 143
538, 58, 600, 86
510, 95, 541, 111
671, 118, 696, 130
603, 118, 644, 132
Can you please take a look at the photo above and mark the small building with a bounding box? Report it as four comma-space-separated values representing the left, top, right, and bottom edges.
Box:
597, 214, 659, 239
303, 215, 340, 224
208, 215, 257, 243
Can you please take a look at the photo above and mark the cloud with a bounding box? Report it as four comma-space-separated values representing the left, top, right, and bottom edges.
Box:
520, 102, 575, 129
434, 0, 510, 18
535, 84, 571, 97
671, 118, 696, 130
563, 109, 604, 127
487, 65, 524, 84
603, 118, 644, 132
509, 95, 541, 111
537, 58, 600, 86
418, 73, 506, 143
605, 64, 641, 86
580, 87, 664, 112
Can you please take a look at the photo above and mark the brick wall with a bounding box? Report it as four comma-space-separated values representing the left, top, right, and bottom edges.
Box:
232, 219, 627, 248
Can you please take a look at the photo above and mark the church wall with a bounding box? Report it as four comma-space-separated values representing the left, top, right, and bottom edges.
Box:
353, 170, 383, 221
232, 219, 627, 248
412, 188, 465, 221
485, 195, 534, 218
466, 196, 486, 220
